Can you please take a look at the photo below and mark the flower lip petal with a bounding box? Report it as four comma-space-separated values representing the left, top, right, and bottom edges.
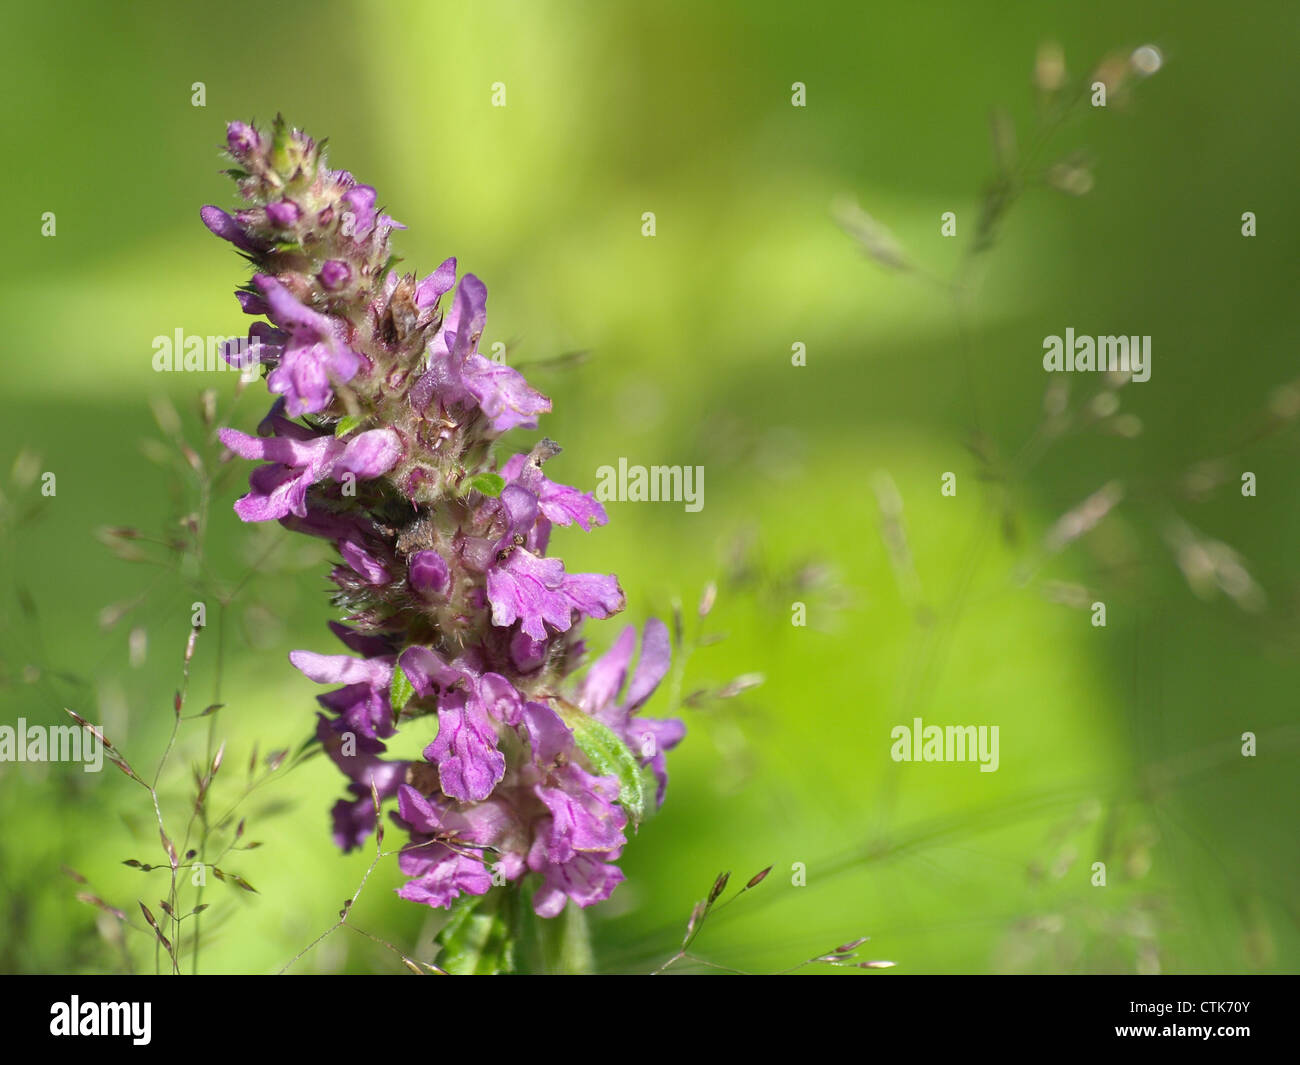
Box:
425, 693, 506, 802
462, 355, 551, 432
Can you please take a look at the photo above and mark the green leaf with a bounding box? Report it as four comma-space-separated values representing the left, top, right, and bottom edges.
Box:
390, 662, 415, 720
334, 414, 365, 438
436, 893, 516, 975
463, 472, 506, 498
551, 698, 649, 826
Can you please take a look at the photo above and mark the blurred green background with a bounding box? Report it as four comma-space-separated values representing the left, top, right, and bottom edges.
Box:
1, 0, 1296, 974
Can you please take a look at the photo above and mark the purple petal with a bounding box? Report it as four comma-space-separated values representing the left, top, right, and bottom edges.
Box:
342, 184, 378, 237
225, 121, 262, 159
519, 701, 573, 765
628, 716, 685, 808
235, 290, 270, 316
335, 428, 403, 479
534, 764, 626, 864
339, 540, 391, 584
580, 625, 637, 713
331, 789, 378, 852
485, 550, 568, 640
327, 620, 397, 657
397, 645, 465, 698
530, 853, 625, 917
498, 483, 539, 543
396, 848, 491, 909
487, 550, 624, 640
626, 618, 671, 709
317, 682, 393, 740
219, 424, 339, 468
444, 274, 488, 361
500, 453, 528, 481
200, 205, 268, 253
253, 276, 334, 338
395, 783, 446, 836
289, 650, 393, 688
537, 477, 607, 531
315, 714, 405, 792
461, 354, 551, 432
560, 571, 626, 625
509, 630, 547, 673
266, 345, 335, 416
232, 463, 310, 522
476, 672, 523, 726
424, 691, 505, 802
265, 199, 301, 227
319, 259, 351, 290
415, 257, 458, 309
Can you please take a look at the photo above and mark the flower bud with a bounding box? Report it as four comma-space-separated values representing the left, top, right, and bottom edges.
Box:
319, 259, 351, 290
265, 199, 301, 228
226, 121, 262, 160
510, 631, 547, 673
409, 549, 451, 599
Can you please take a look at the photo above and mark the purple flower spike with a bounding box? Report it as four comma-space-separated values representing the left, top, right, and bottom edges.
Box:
205, 119, 688, 933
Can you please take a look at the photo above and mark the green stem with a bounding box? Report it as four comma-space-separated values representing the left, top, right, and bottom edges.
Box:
512, 894, 595, 975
